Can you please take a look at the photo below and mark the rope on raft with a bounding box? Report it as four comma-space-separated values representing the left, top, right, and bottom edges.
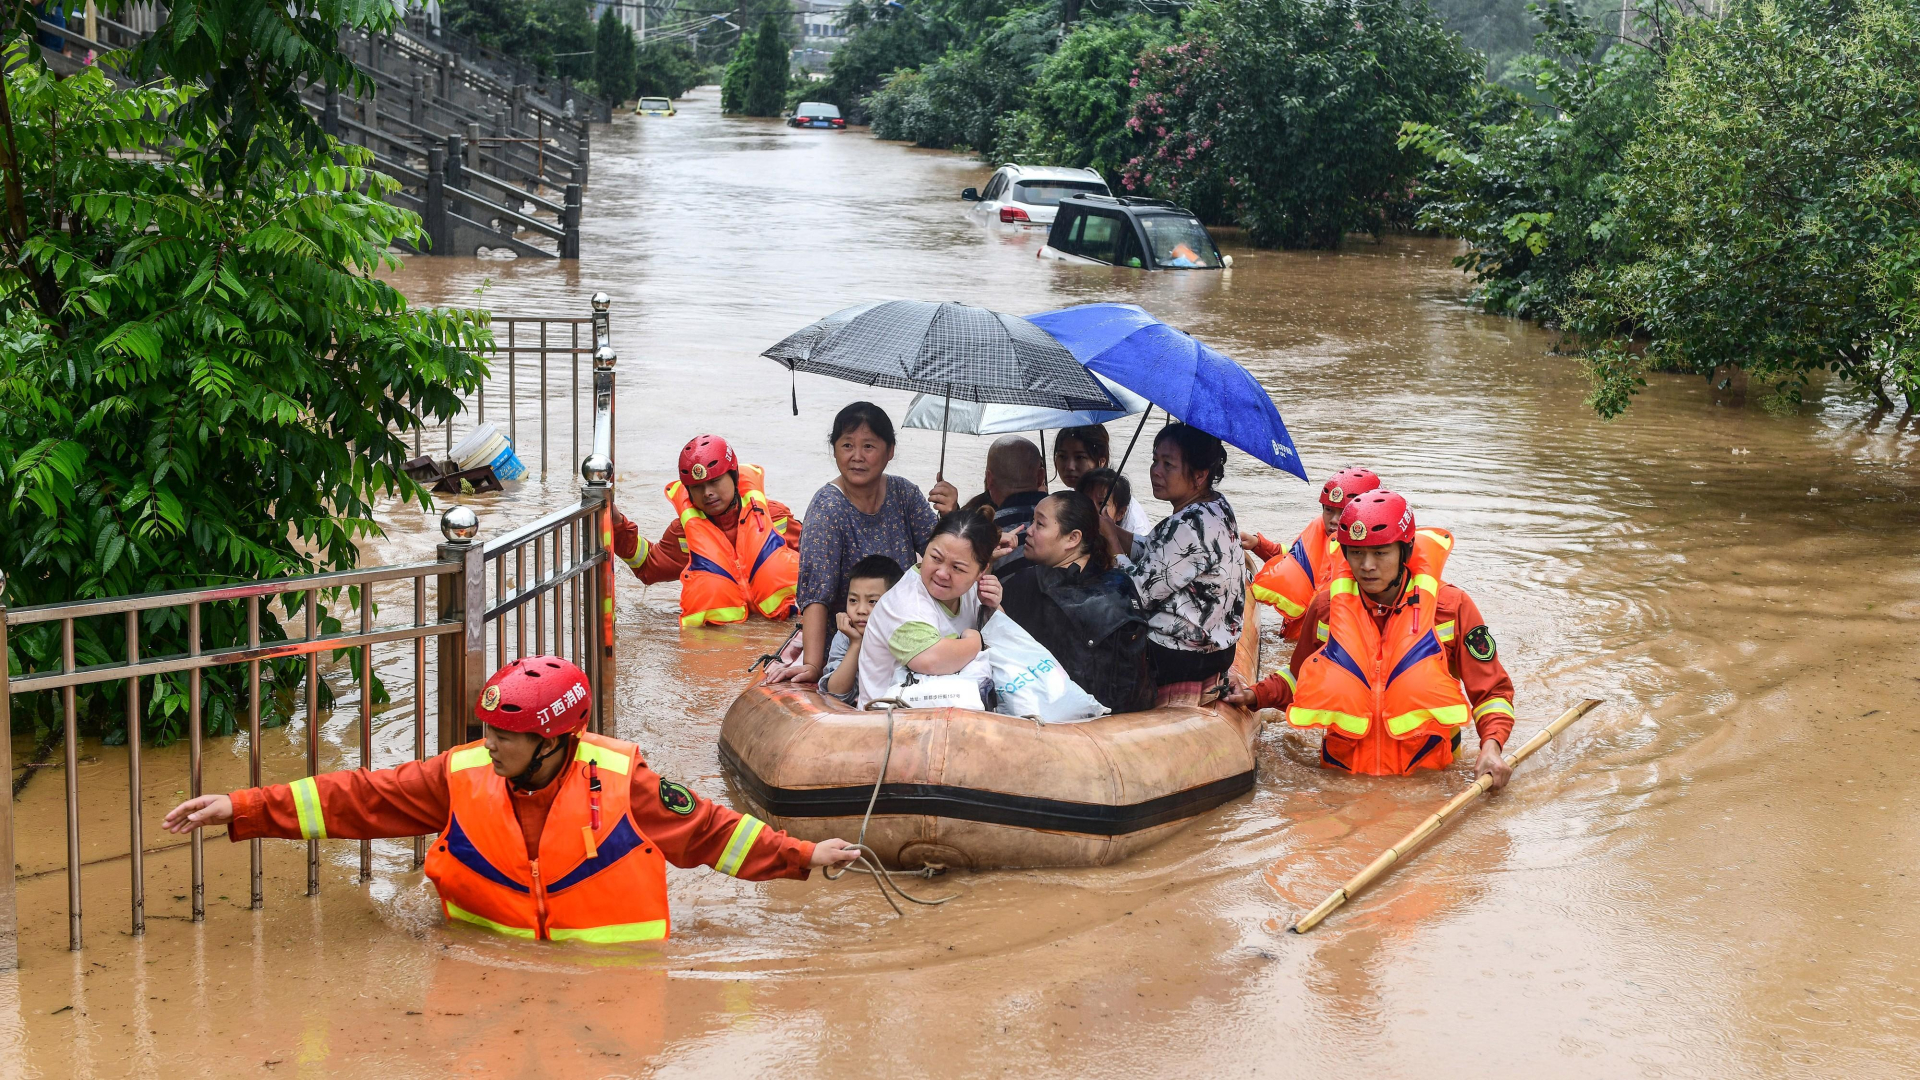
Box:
823, 699, 958, 917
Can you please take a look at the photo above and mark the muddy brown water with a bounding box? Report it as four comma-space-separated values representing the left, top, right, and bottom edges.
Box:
5, 85, 1919, 1078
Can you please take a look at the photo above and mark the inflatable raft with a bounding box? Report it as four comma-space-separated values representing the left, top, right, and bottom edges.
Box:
718, 596, 1263, 869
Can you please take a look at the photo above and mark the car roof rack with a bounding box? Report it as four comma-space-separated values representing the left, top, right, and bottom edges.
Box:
1061, 193, 1187, 211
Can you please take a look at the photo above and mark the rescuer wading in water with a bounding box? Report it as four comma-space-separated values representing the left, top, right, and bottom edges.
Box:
611, 434, 804, 627
1224, 491, 1516, 785
163, 657, 861, 942
1241, 466, 1383, 642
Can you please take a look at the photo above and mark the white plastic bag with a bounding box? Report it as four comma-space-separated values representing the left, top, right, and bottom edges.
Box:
879, 652, 992, 711
980, 611, 1108, 724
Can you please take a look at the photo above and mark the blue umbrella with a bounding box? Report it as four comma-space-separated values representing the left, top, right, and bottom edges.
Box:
1026, 303, 1307, 482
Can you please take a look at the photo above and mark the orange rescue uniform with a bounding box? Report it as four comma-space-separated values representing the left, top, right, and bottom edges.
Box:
613, 465, 803, 626
1249, 582, 1515, 775
1247, 520, 1338, 640
228, 737, 814, 939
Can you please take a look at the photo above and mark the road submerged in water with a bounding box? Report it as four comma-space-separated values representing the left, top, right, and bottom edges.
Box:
4, 85, 1919, 1079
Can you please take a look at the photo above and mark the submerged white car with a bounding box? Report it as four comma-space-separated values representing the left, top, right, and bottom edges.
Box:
961, 164, 1111, 226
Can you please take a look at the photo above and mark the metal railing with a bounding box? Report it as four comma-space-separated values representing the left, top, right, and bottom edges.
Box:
415, 302, 606, 479
0, 294, 621, 964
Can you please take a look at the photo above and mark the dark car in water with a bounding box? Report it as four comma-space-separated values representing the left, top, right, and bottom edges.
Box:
787, 102, 845, 129
1037, 194, 1231, 270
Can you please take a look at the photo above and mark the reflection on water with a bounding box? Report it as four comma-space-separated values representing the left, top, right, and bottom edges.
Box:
4, 85, 1918, 1078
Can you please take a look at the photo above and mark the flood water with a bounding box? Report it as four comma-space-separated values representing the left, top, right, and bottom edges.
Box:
6, 85, 1920, 1078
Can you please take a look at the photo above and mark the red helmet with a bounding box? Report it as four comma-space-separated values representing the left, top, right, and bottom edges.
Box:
678, 435, 738, 487
1320, 467, 1381, 509
1337, 490, 1415, 547
475, 656, 592, 738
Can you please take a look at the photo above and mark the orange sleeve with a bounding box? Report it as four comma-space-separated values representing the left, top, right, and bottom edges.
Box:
1443, 588, 1516, 747
1252, 590, 1328, 710
1249, 533, 1286, 562
227, 755, 451, 842
766, 499, 803, 549
617, 512, 690, 585
628, 758, 814, 881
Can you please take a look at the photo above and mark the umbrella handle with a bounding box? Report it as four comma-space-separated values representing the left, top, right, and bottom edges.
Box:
1115, 407, 1153, 475
937, 389, 951, 480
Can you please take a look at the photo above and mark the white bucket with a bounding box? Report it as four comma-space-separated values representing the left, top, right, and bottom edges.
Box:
450, 423, 526, 482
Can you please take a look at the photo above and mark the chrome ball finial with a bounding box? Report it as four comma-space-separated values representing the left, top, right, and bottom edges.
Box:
592, 344, 617, 371
440, 505, 480, 543
581, 453, 614, 485
591, 292, 611, 312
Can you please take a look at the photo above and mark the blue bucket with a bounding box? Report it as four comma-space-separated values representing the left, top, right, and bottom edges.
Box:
486, 440, 527, 482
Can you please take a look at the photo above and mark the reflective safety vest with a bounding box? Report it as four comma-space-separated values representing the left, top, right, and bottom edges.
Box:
423, 733, 671, 943
1250, 520, 1339, 637
667, 463, 798, 627
1287, 529, 1470, 745
1252, 524, 1457, 640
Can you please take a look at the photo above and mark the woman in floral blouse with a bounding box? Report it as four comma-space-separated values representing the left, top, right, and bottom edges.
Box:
1103, 424, 1246, 706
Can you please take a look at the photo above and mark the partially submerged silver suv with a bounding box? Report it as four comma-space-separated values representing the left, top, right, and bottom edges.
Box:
962, 164, 1111, 226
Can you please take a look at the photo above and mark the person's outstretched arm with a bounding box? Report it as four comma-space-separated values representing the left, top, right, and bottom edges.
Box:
163, 756, 452, 841
630, 757, 858, 878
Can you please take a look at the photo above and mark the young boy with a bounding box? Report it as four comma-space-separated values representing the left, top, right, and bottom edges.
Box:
820, 554, 905, 704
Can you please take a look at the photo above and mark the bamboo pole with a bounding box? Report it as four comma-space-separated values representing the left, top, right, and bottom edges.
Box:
1289, 698, 1604, 934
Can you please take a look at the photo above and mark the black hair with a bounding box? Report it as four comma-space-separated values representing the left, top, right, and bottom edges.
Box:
846, 553, 904, 592
927, 508, 999, 568
1153, 423, 1226, 488
828, 401, 896, 448
1054, 424, 1111, 464
1076, 467, 1131, 514
1040, 491, 1113, 573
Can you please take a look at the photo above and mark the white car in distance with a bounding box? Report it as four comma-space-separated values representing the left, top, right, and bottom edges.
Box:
962, 165, 1111, 227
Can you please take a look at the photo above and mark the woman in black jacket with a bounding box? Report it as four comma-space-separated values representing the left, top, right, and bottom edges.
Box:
998, 491, 1156, 713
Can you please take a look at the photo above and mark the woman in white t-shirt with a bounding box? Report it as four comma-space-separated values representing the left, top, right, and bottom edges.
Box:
1052, 424, 1152, 535
857, 510, 1005, 708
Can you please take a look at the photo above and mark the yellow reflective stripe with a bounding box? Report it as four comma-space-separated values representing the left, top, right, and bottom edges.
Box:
681, 606, 749, 627
1435, 620, 1456, 642
1385, 704, 1472, 737
1249, 582, 1306, 617
289, 776, 328, 840
445, 901, 536, 938
1276, 668, 1297, 692
1330, 580, 1361, 597
1288, 707, 1369, 736
622, 536, 650, 568
1417, 528, 1453, 550
770, 517, 788, 533
1314, 621, 1330, 642
550, 920, 667, 943
448, 746, 493, 772
1410, 574, 1438, 596
574, 740, 632, 776
756, 586, 795, 617
743, 490, 768, 512
677, 505, 702, 528
715, 815, 766, 878
1473, 698, 1515, 720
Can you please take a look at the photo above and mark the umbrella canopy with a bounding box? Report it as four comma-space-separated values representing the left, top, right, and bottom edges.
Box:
899, 372, 1150, 435
763, 300, 1122, 411
1026, 303, 1307, 482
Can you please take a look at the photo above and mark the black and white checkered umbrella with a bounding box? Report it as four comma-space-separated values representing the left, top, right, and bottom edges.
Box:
763, 300, 1122, 412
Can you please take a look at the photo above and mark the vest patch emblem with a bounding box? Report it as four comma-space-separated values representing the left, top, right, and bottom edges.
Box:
1465, 625, 1497, 661
659, 779, 696, 815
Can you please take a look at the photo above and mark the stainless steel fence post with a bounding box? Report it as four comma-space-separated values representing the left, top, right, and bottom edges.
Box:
0, 570, 14, 969
436, 507, 486, 749
583, 320, 617, 735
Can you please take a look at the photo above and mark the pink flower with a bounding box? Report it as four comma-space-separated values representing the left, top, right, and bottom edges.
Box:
1201, 138, 1212, 149
1129, 77, 1139, 88
1156, 126, 1166, 137
1127, 117, 1143, 131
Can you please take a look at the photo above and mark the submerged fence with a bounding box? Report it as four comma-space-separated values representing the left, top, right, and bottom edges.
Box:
0, 294, 622, 964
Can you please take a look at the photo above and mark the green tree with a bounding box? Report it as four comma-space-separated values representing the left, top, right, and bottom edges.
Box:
634, 38, 706, 98
0, 53, 487, 742
864, 4, 1058, 150
1122, 0, 1480, 248
721, 26, 757, 111
1400, 1, 1665, 318
994, 15, 1172, 179
596, 7, 638, 104
818, 0, 964, 120
442, 0, 598, 78
745, 11, 793, 116
1564, 0, 1920, 415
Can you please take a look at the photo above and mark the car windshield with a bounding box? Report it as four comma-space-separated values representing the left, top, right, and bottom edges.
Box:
640, 98, 670, 110
796, 102, 841, 118
1138, 214, 1224, 268
1014, 180, 1108, 206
